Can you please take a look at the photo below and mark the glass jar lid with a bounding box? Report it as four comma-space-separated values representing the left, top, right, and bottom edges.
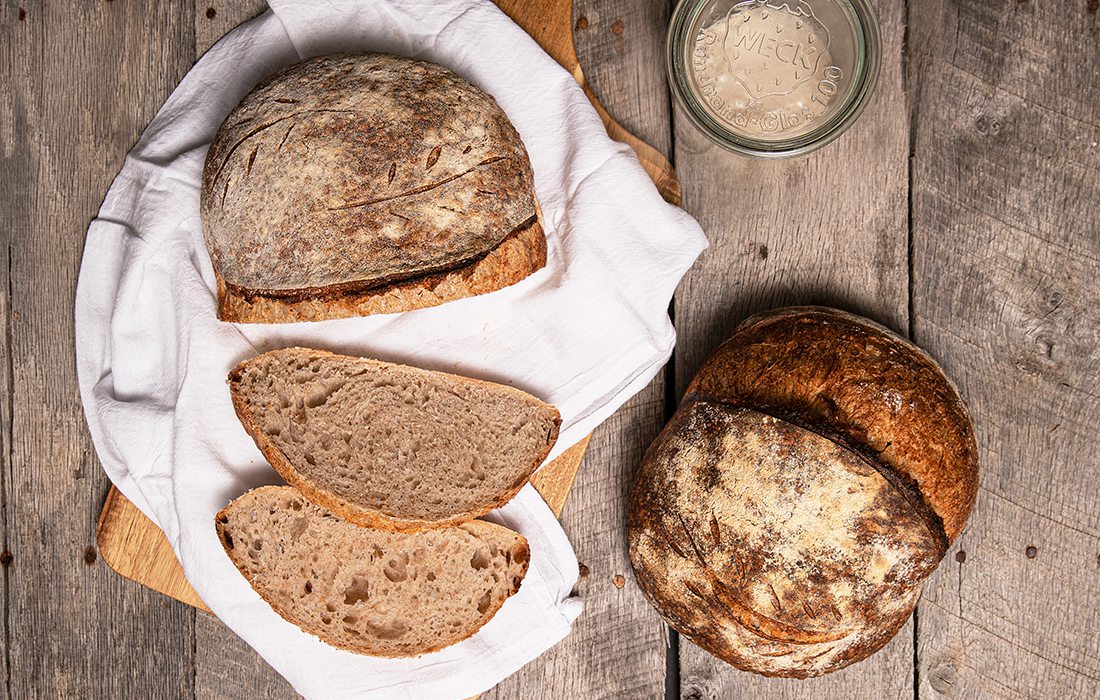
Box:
668, 0, 880, 157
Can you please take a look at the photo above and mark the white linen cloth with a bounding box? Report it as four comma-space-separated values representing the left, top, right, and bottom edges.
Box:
74, 0, 707, 697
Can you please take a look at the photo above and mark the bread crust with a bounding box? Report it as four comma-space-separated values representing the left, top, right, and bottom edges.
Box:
217, 216, 546, 323
201, 53, 545, 323
628, 306, 979, 677
228, 348, 561, 532
215, 485, 530, 657
687, 306, 978, 541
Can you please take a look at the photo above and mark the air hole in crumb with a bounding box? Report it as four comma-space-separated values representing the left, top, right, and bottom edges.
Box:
384, 554, 409, 583
344, 577, 371, 605
511, 544, 528, 566
290, 500, 303, 511
366, 620, 408, 639
476, 590, 492, 614
304, 581, 313, 594
470, 549, 491, 570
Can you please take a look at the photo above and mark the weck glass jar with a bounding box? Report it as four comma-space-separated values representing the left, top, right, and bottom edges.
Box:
668, 0, 881, 157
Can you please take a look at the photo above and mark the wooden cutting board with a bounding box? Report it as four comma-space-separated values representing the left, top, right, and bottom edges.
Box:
96, 0, 681, 614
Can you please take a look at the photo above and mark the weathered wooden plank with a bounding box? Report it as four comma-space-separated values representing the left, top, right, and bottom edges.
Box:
909, 2, 1100, 698
0, 5, 21, 696
0, 0, 197, 697
190, 2, 301, 697
195, 0, 267, 57
570, 0, 673, 155
194, 613, 299, 699
671, 0, 913, 695
487, 1, 674, 697
489, 380, 670, 699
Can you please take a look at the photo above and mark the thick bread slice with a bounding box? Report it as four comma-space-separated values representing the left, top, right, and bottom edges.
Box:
229, 348, 561, 531
217, 216, 545, 323
216, 486, 529, 657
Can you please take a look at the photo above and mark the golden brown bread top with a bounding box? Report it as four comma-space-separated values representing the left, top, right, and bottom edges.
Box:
629, 401, 942, 677
200, 53, 536, 293
686, 306, 979, 543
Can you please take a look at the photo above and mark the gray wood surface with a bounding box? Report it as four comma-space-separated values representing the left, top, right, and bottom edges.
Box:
910, 2, 1100, 699
192, 2, 300, 698
1, 1, 198, 698
2, 0, 1098, 698
671, 0, 913, 697
487, 2, 674, 697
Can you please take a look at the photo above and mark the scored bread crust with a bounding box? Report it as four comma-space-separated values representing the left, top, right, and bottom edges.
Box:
217, 216, 546, 323
201, 53, 546, 323
628, 306, 979, 678
629, 402, 942, 678
215, 485, 530, 658
228, 348, 561, 532
687, 306, 978, 542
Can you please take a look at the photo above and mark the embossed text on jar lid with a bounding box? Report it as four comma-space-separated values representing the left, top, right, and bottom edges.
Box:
667, 0, 880, 157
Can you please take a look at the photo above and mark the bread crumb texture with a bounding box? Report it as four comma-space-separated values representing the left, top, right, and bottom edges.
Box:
216, 486, 529, 657
230, 348, 560, 530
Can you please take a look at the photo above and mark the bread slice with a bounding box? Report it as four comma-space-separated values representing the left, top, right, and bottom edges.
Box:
229, 348, 561, 531
216, 486, 529, 657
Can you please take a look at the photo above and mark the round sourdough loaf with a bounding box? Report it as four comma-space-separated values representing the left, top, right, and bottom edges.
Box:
628, 307, 979, 677
200, 53, 542, 322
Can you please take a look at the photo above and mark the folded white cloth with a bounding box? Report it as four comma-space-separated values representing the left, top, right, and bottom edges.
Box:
74, 1, 707, 697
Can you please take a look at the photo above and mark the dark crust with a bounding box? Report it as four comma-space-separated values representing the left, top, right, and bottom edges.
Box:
216, 215, 546, 323
215, 485, 530, 658
227, 348, 561, 531
627, 306, 979, 678
687, 306, 979, 542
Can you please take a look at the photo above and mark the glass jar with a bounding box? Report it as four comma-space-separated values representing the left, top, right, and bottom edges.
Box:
667, 0, 881, 157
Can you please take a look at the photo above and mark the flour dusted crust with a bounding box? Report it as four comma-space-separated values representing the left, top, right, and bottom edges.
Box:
628, 306, 979, 677
216, 216, 545, 323
687, 306, 979, 541
200, 53, 543, 322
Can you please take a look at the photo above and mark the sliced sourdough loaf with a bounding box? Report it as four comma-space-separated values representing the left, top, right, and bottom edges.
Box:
229, 347, 561, 531
200, 53, 545, 323
216, 486, 529, 657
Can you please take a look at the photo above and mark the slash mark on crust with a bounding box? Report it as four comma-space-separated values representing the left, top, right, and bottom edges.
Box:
328, 158, 512, 212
